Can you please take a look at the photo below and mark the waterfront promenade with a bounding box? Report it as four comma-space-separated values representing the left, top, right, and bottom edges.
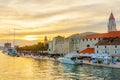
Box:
83, 60, 120, 69
21, 54, 120, 69
1, 52, 120, 80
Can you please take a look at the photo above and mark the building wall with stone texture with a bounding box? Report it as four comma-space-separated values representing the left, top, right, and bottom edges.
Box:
95, 45, 120, 55
78, 38, 100, 52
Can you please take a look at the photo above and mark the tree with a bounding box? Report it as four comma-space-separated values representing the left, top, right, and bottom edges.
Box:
17, 42, 48, 54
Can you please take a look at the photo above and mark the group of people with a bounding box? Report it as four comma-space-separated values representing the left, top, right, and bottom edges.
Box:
91, 57, 117, 65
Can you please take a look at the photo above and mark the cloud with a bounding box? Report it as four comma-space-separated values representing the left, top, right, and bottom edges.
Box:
0, 0, 120, 46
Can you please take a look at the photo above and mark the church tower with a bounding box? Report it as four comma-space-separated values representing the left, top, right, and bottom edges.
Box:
108, 12, 117, 32
44, 36, 48, 44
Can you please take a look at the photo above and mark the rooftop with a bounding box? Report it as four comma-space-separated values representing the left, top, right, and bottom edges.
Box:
79, 48, 94, 54
96, 37, 120, 45
84, 31, 120, 39
109, 12, 115, 20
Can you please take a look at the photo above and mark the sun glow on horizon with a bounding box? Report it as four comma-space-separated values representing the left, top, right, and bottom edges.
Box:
0, 0, 120, 46
24, 36, 37, 41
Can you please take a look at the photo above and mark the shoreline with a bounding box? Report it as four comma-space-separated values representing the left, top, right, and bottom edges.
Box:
20, 54, 59, 61
21, 54, 120, 69
83, 60, 120, 69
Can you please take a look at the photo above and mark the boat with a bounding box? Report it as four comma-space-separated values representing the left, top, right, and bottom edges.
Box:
7, 48, 19, 57
58, 52, 83, 65
2, 29, 20, 57
3, 48, 19, 57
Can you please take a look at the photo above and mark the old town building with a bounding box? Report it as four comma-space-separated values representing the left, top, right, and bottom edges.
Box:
48, 12, 120, 56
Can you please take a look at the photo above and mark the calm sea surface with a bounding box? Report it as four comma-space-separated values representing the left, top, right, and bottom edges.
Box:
0, 51, 120, 80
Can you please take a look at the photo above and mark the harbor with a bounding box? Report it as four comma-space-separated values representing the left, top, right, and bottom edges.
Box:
0, 0, 120, 80
19, 51, 120, 69
0, 51, 120, 80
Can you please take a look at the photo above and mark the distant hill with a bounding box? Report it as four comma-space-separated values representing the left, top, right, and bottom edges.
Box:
79, 32, 98, 36
66, 32, 98, 39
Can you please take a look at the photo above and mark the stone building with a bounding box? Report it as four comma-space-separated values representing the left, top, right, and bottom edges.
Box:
48, 36, 65, 55
48, 12, 120, 56
78, 12, 119, 53
4, 43, 11, 50
95, 37, 120, 55
48, 33, 94, 55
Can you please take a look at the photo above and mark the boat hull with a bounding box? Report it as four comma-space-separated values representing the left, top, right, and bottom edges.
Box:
59, 57, 83, 65
2, 48, 19, 57
8, 52, 19, 57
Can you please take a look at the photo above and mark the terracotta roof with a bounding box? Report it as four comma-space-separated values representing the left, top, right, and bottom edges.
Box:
84, 33, 104, 39
109, 12, 115, 20
96, 37, 120, 45
79, 48, 94, 54
84, 31, 120, 39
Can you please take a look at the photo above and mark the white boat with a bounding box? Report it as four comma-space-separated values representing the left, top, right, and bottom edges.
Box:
58, 52, 83, 64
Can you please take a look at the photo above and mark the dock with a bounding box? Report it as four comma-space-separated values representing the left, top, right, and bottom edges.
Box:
83, 60, 120, 69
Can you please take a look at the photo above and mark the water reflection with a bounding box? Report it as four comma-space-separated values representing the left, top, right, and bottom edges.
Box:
0, 52, 120, 80
87, 65, 120, 80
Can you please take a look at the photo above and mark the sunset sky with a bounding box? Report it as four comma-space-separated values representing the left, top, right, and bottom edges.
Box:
0, 0, 120, 46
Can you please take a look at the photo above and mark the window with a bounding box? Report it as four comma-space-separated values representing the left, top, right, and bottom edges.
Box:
105, 45, 107, 48
98, 38, 100, 40
115, 45, 118, 48
115, 50, 117, 54
87, 44, 90, 47
97, 50, 99, 53
105, 50, 107, 53
97, 46, 99, 48
83, 39, 84, 41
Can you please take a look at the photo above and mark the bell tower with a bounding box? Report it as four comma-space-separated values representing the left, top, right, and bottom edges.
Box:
108, 12, 117, 32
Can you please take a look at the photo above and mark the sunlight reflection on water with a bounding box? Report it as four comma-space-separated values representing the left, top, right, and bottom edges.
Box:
0, 52, 120, 80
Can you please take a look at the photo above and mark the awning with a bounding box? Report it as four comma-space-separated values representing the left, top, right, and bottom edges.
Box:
79, 48, 94, 54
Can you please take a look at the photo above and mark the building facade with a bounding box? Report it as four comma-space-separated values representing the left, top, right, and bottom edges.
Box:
48, 12, 120, 55
4, 43, 11, 50
48, 36, 65, 54
95, 37, 120, 55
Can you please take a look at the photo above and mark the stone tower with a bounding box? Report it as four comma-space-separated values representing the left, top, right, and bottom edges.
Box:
44, 36, 48, 44
108, 12, 117, 32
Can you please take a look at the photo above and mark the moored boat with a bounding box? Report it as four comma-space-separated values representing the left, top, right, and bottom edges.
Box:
58, 52, 83, 65
3, 48, 19, 57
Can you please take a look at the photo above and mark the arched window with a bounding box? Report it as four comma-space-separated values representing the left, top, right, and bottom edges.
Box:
87, 44, 90, 48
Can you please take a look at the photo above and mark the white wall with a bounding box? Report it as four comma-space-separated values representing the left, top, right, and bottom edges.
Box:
95, 45, 120, 55
48, 36, 101, 55
79, 38, 100, 51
